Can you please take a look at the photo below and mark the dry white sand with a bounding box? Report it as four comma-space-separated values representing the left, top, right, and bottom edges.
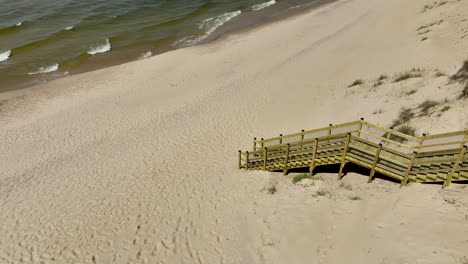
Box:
1, 0, 468, 263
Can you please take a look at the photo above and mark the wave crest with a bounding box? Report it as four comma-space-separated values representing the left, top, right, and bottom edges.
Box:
28, 64, 59, 75
174, 10, 241, 47
252, 0, 277, 11
0, 50, 11, 62
139, 51, 152, 59
87, 38, 111, 55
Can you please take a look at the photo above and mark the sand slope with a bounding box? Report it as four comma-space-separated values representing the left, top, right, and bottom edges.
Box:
1, 0, 468, 263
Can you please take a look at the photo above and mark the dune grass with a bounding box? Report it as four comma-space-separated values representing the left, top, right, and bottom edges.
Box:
348, 79, 364, 87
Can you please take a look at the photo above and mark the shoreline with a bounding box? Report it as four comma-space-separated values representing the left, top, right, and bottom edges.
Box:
0, 0, 336, 94
1, 0, 467, 262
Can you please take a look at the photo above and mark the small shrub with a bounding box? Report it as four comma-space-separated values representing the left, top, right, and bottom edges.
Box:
451, 60, 468, 82
314, 188, 329, 197
267, 184, 277, 195
421, 37, 428, 41
377, 75, 387, 81
391, 107, 415, 127
348, 194, 361, 200
348, 79, 364, 87
373, 81, 384, 87
419, 100, 439, 115
434, 71, 446, 77
441, 105, 451, 112
397, 124, 416, 136
406, 89, 417, 95
339, 182, 352, 190
292, 173, 311, 184
394, 69, 422, 82
460, 83, 468, 99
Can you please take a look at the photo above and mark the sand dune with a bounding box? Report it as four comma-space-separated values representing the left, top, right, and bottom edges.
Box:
1, 0, 467, 263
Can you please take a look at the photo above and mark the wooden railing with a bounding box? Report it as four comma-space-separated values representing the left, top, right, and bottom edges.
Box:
239, 119, 468, 187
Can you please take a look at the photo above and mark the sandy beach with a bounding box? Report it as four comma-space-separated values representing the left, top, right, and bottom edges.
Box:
1, 0, 468, 263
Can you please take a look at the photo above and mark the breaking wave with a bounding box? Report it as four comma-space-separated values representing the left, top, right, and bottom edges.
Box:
28, 63, 59, 75
0, 50, 11, 62
139, 51, 152, 59
252, 0, 277, 11
87, 38, 111, 55
174, 10, 242, 47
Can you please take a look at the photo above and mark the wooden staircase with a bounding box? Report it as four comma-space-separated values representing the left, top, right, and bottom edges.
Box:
238, 119, 468, 187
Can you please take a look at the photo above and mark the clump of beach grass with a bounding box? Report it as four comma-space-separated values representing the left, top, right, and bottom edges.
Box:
460, 83, 468, 99
441, 105, 451, 112
405, 89, 417, 95
378, 74, 388, 81
434, 71, 446, 77
419, 100, 440, 116
292, 173, 311, 184
348, 194, 361, 200
313, 188, 330, 197
339, 182, 352, 190
391, 107, 415, 127
348, 79, 364, 87
394, 69, 423, 82
451, 60, 468, 82
396, 124, 416, 137
266, 184, 277, 195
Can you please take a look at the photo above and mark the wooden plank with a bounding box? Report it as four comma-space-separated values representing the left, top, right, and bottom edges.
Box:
444, 146, 467, 187
238, 150, 242, 169
368, 144, 383, 183
263, 148, 268, 170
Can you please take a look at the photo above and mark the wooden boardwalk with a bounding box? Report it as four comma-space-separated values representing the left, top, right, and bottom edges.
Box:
238, 119, 468, 187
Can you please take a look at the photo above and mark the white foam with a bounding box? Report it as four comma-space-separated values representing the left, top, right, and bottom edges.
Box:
28, 64, 59, 75
87, 38, 111, 55
0, 50, 11, 62
174, 10, 241, 47
201, 10, 241, 36
252, 0, 277, 11
139, 51, 152, 59
65, 26, 74, 30
16, 21, 22, 26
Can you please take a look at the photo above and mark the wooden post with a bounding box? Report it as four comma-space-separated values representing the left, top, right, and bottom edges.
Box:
279, 134, 283, 144
238, 150, 242, 169
283, 144, 291, 176
384, 127, 393, 146
418, 133, 426, 150
401, 152, 417, 186
245, 151, 249, 170
260, 138, 264, 149
263, 147, 268, 170
253, 138, 257, 151
368, 144, 383, 183
301, 130, 305, 141
309, 138, 319, 176
337, 133, 352, 180
444, 146, 467, 188
328, 124, 333, 136
357, 118, 364, 138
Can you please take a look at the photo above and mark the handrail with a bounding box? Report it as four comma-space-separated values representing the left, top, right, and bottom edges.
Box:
240, 119, 468, 187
